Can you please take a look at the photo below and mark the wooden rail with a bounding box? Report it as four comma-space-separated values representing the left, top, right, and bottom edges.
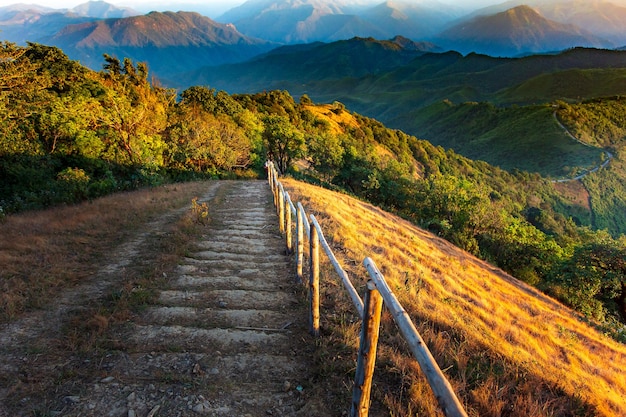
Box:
266, 162, 468, 417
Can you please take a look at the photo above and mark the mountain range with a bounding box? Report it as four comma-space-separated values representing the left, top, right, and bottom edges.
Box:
2, 0, 626, 69
47, 11, 275, 78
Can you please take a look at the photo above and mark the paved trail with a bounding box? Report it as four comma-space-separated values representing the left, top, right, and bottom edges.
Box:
1, 181, 325, 417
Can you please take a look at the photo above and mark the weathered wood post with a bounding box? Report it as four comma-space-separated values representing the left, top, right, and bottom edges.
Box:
267, 162, 274, 192
351, 280, 383, 417
309, 219, 320, 337
296, 203, 304, 283
278, 186, 285, 233
363, 257, 469, 417
285, 193, 293, 253
272, 169, 279, 213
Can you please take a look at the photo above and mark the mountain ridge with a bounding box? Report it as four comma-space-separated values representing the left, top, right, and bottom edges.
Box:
46, 11, 276, 79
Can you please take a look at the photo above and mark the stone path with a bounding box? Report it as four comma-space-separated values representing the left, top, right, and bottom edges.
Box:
57, 181, 323, 416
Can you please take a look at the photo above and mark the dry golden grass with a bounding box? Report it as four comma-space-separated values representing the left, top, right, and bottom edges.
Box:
0, 182, 212, 321
303, 103, 360, 134
282, 177, 626, 417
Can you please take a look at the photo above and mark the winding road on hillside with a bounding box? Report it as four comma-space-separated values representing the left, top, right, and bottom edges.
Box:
552, 111, 613, 182
0, 181, 327, 416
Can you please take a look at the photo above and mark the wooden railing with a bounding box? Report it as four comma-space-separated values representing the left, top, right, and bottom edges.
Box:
266, 162, 468, 417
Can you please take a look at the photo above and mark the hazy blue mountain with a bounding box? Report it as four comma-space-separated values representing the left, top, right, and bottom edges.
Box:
70, 1, 139, 18
216, 0, 464, 43
359, 0, 464, 39
461, 0, 626, 46
216, 0, 385, 43
436, 5, 611, 56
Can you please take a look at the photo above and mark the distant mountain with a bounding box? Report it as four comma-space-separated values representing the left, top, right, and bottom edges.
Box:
464, 0, 626, 46
538, 0, 626, 46
70, 1, 138, 18
436, 5, 611, 56
0, 1, 139, 44
359, 0, 463, 39
216, 0, 463, 43
47, 11, 276, 80
180, 35, 442, 91
217, 0, 385, 43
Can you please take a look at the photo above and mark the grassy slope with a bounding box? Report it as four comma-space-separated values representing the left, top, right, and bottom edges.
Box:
0, 182, 212, 321
282, 177, 626, 417
392, 102, 604, 178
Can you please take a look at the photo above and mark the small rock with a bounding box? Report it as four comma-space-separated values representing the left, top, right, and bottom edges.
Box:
127, 392, 136, 402
192, 363, 202, 374
283, 381, 291, 392
128, 410, 136, 417
100, 376, 115, 383
63, 396, 80, 404
192, 402, 211, 414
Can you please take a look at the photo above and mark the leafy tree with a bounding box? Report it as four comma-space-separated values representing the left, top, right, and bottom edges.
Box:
550, 237, 626, 321
99, 57, 173, 167
262, 114, 305, 173
307, 132, 344, 181
166, 103, 253, 172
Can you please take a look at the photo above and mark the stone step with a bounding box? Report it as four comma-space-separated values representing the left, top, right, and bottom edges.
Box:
142, 306, 298, 329
169, 274, 289, 291
195, 240, 280, 255
124, 324, 293, 355
157, 289, 297, 310
189, 250, 287, 263
110, 352, 306, 385
180, 257, 290, 270
197, 234, 284, 248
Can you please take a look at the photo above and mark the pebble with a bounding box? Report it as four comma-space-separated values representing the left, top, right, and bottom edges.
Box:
192, 401, 211, 414
100, 376, 115, 383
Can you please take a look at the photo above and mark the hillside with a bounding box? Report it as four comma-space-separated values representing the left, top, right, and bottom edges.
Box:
282, 177, 626, 416
181, 42, 626, 179
2, 41, 626, 344
182, 36, 440, 92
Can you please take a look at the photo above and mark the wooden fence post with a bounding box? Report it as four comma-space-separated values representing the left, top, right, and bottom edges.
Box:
351, 281, 383, 417
285, 193, 293, 253
309, 221, 320, 337
278, 187, 285, 233
296, 204, 304, 283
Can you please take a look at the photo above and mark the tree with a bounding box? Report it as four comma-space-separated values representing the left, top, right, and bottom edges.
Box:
553, 239, 626, 321
262, 114, 305, 173
307, 132, 344, 181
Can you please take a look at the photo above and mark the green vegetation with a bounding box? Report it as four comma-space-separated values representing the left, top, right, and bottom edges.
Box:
397, 101, 604, 177
1, 41, 625, 338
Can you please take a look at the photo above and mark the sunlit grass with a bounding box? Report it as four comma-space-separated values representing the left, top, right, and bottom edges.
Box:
283, 177, 626, 417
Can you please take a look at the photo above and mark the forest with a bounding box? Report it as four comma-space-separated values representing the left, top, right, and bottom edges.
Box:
1, 41, 625, 340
